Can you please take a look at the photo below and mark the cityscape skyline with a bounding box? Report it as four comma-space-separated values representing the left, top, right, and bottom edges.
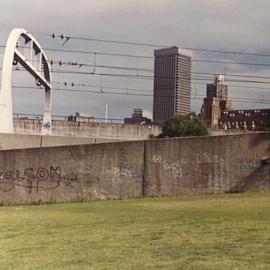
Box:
0, 1, 270, 120
0, 3, 269, 269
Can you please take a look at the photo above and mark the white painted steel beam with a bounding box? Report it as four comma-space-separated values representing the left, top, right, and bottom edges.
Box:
14, 50, 51, 89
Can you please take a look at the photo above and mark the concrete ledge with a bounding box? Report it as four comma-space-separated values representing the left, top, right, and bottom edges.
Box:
0, 133, 124, 150
13, 118, 162, 140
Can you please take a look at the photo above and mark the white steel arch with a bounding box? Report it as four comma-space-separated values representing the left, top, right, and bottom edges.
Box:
0, 28, 52, 135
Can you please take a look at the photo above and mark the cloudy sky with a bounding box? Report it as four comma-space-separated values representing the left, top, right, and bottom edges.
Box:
0, 0, 270, 120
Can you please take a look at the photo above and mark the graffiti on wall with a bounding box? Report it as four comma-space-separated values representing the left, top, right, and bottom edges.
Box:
0, 166, 78, 193
112, 167, 143, 184
238, 158, 260, 170
195, 153, 224, 166
152, 155, 183, 178
152, 152, 225, 179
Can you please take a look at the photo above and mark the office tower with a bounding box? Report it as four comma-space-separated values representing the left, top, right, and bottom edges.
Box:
207, 75, 228, 100
201, 75, 233, 129
153, 46, 192, 123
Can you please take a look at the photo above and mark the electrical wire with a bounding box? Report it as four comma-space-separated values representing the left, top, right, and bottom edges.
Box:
48, 33, 270, 58
10, 85, 270, 105
8, 44, 270, 73
11, 52, 270, 80
9, 65, 270, 86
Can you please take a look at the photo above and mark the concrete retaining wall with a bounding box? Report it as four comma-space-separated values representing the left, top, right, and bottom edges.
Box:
0, 142, 144, 203
144, 133, 270, 196
0, 133, 269, 204
14, 119, 161, 140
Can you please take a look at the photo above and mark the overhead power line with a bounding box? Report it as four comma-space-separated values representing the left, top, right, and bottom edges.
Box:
49, 69, 270, 84
20, 52, 270, 73
24, 46, 154, 59
50, 33, 166, 48
48, 60, 153, 72
9, 45, 270, 70
10, 65, 270, 85
52, 81, 152, 92
7, 57, 270, 86
45, 58, 270, 73
54, 80, 270, 92
10, 85, 270, 105
48, 58, 270, 79
193, 59, 270, 68
49, 33, 270, 58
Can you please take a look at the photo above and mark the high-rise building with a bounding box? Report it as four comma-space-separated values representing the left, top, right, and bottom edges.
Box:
206, 75, 228, 100
201, 75, 233, 129
153, 46, 192, 123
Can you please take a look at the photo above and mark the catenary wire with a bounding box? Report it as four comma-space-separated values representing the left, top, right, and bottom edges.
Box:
10, 85, 270, 105
47, 33, 270, 58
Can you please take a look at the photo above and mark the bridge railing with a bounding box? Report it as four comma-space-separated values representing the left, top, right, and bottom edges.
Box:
13, 113, 124, 124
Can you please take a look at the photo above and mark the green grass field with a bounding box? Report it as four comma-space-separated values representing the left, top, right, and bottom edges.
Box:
0, 193, 269, 270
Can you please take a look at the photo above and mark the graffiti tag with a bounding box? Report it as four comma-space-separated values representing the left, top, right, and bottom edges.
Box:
0, 166, 78, 193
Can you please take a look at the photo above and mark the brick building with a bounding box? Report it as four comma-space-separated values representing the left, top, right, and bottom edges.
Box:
201, 76, 270, 131
220, 109, 270, 131
124, 108, 152, 125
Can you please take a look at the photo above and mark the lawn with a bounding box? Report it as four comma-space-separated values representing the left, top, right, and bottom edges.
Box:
0, 193, 269, 270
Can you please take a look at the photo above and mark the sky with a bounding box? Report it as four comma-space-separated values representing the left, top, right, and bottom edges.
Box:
0, 0, 270, 121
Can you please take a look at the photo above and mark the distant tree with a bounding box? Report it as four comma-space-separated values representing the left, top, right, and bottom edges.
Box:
159, 113, 209, 138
